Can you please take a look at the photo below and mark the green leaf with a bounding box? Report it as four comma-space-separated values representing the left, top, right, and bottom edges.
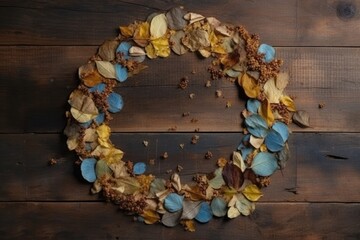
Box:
95, 159, 112, 179
235, 194, 255, 216
210, 197, 227, 217
208, 168, 225, 189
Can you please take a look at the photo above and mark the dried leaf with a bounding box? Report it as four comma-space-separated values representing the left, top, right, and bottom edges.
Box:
81, 158, 97, 182
70, 108, 97, 123
170, 30, 188, 55
208, 168, 225, 189
249, 135, 265, 149
171, 173, 182, 192
134, 22, 150, 47
120, 24, 135, 38
151, 36, 171, 57
272, 121, 289, 142
251, 152, 278, 176
91, 146, 124, 164
109, 161, 129, 178
239, 73, 260, 98
78, 63, 103, 87
183, 184, 206, 201
141, 209, 160, 224
95, 159, 112, 179
181, 219, 196, 232
246, 99, 261, 114
242, 184, 263, 201
129, 46, 146, 57
293, 110, 310, 128
259, 98, 275, 126
280, 95, 296, 112
222, 163, 244, 190
263, 77, 283, 104
150, 178, 166, 196
227, 206, 240, 218
235, 193, 255, 216
95, 61, 116, 79
166, 7, 187, 30
164, 193, 184, 212
276, 72, 289, 90
264, 129, 285, 152
184, 12, 205, 24
182, 29, 210, 52
162, 210, 182, 227
68, 90, 99, 115
232, 151, 246, 172
115, 64, 128, 82
114, 176, 141, 194
195, 202, 213, 223
210, 197, 227, 217
245, 114, 269, 138
98, 40, 119, 61
181, 200, 201, 220
150, 13, 168, 38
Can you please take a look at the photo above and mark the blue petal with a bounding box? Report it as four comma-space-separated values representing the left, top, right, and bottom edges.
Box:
89, 83, 106, 93
94, 112, 105, 124
265, 129, 285, 152
258, 44, 275, 63
245, 114, 269, 138
80, 158, 97, 182
133, 162, 146, 175
246, 99, 261, 114
107, 92, 124, 113
164, 193, 184, 213
115, 64, 128, 82
251, 152, 278, 176
116, 42, 132, 60
272, 121, 289, 142
80, 120, 92, 128
240, 147, 253, 161
195, 202, 213, 223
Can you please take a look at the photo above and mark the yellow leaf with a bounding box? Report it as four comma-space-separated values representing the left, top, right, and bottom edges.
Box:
242, 184, 263, 202
276, 72, 289, 90
239, 73, 260, 98
145, 43, 157, 59
259, 98, 275, 126
96, 124, 112, 148
119, 24, 135, 38
141, 209, 160, 224
280, 95, 296, 112
181, 219, 196, 232
151, 37, 170, 58
134, 22, 150, 47
70, 107, 97, 123
263, 77, 283, 103
91, 146, 123, 164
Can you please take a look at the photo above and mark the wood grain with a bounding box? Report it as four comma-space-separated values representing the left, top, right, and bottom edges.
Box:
1, 133, 359, 202
0, 202, 358, 240
0, 47, 359, 133
1, 0, 360, 46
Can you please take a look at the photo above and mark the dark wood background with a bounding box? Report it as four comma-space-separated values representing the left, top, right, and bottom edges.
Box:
1, 0, 360, 239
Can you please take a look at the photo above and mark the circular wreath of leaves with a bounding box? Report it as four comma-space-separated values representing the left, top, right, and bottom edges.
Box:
64, 7, 307, 231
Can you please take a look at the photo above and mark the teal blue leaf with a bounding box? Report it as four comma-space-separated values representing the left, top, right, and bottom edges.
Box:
116, 42, 131, 60
251, 152, 278, 176
107, 92, 124, 113
237, 134, 250, 150
246, 99, 261, 113
276, 143, 290, 169
210, 197, 227, 217
265, 129, 285, 152
258, 43, 275, 63
195, 202, 213, 223
81, 158, 97, 182
240, 147, 253, 161
89, 83, 106, 93
115, 64, 128, 82
272, 121, 289, 142
245, 114, 269, 138
80, 120, 92, 128
164, 193, 184, 213
133, 162, 146, 175
94, 112, 105, 124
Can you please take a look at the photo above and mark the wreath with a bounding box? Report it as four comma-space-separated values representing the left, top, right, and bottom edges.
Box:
64, 7, 309, 231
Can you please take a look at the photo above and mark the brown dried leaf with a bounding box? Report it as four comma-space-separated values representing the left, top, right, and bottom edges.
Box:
293, 110, 310, 128
78, 62, 103, 87
166, 7, 187, 30
98, 40, 119, 61
182, 29, 210, 52
170, 30, 188, 55
222, 163, 244, 190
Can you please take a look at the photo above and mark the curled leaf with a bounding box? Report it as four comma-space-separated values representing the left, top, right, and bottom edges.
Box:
239, 73, 260, 98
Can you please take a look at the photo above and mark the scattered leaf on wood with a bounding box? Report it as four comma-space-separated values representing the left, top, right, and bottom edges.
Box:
293, 110, 310, 128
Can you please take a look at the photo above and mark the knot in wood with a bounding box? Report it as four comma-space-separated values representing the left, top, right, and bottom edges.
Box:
337, 1, 357, 20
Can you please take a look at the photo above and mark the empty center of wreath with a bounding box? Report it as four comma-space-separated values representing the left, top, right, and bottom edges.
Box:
64, 6, 307, 231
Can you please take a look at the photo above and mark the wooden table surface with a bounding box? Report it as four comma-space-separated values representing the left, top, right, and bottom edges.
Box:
1, 0, 360, 239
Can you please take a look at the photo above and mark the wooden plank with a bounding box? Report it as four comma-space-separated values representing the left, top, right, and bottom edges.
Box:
0, 47, 360, 133
1, 0, 360, 46
0, 202, 359, 240
0, 133, 359, 202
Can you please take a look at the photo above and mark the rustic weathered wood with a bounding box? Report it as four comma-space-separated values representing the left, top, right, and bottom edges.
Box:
0, 47, 360, 133
0, 202, 359, 240
1, 133, 359, 202
1, 0, 360, 46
